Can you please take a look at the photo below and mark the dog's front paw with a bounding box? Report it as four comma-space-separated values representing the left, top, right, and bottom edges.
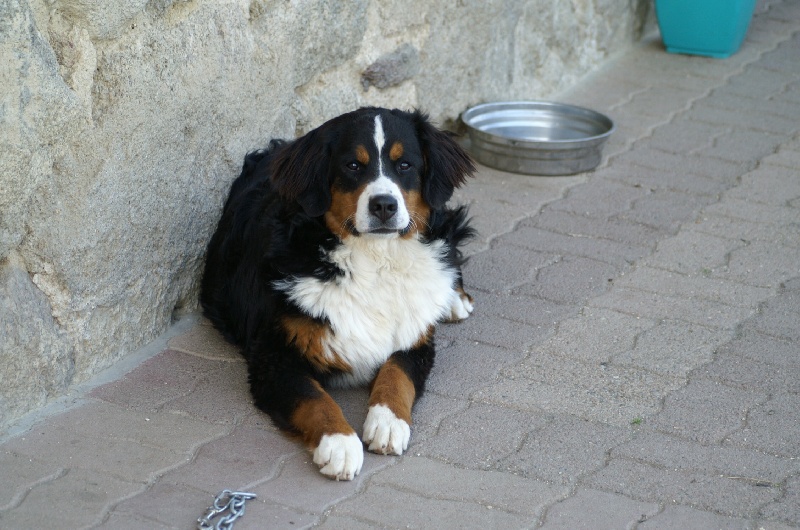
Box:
362, 404, 410, 455
446, 288, 474, 322
313, 433, 364, 481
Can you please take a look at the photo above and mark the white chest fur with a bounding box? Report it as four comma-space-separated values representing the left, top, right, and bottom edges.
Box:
277, 236, 457, 386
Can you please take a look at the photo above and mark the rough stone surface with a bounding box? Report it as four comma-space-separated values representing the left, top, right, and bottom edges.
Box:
0, 0, 653, 429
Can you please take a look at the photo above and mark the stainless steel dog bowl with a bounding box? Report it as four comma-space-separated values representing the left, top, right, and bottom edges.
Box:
462, 101, 615, 176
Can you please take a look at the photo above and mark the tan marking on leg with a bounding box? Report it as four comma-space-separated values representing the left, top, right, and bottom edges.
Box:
291, 380, 356, 448
368, 358, 416, 424
389, 141, 404, 161
281, 315, 351, 373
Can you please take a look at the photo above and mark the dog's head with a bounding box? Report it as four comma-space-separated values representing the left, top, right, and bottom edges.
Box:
270, 107, 475, 238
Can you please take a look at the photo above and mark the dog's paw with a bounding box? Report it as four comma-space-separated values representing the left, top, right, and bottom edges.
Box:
362, 404, 410, 455
446, 288, 474, 322
313, 433, 364, 481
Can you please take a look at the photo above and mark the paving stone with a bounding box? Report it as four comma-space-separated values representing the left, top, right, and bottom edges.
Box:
253, 451, 393, 513
413, 403, 544, 470
498, 225, 652, 268
528, 208, 664, 247
760, 474, 800, 525
471, 290, 574, 329
0, 468, 141, 529
612, 319, 733, 376
643, 231, 746, 276
711, 66, 790, 99
702, 128, 787, 164
89, 350, 202, 411
160, 424, 298, 494
540, 488, 659, 530
728, 166, 800, 206
167, 320, 242, 360
372, 457, 567, 517
331, 483, 533, 528
701, 198, 800, 227
621, 85, 703, 118
644, 118, 728, 156
483, 352, 683, 426
534, 307, 656, 364
405, 392, 470, 449
613, 266, 773, 308
648, 379, 767, 444
726, 394, 800, 458
425, 339, 529, 400
0, 452, 62, 511
545, 180, 649, 218
689, 99, 800, 136
97, 512, 175, 529
462, 246, 557, 292
2, 401, 226, 482
717, 327, 799, 368
743, 298, 800, 342
696, 352, 800, 395
622, 145, 747, 182
638, 505, 750, 530
514, 255, 619, 304
589, 287, 756, 329
585, 459, 782, 517
314, 514, 380, 530
689, 213, 800, 249
726, 242, 800, 288
621, 189, 718, 231
602, 162, 732, 197
613, 431, 798, 484
499, 415, 629, 485
161, 360, 252, 424
765, 145, 800, 170
111, 483, 216, 528
436, 309, 553, 352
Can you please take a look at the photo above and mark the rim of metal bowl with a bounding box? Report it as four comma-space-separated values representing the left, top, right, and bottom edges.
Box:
462, 101, 615, 150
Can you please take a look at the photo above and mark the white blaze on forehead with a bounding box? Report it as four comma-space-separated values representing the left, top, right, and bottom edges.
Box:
373, 114, 386, 179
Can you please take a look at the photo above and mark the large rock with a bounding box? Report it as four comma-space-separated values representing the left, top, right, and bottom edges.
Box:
0, 0, 651, 428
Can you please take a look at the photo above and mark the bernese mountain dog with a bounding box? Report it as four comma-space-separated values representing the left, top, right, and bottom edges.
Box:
200, 107, 476, 481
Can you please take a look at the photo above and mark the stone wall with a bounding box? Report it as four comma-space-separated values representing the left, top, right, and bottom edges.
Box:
0, 0, 651, 428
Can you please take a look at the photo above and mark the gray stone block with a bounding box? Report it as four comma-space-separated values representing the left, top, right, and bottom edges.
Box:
541, 489, 659, 530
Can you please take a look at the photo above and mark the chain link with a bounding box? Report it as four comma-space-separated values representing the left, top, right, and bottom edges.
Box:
197, 490, 257, 530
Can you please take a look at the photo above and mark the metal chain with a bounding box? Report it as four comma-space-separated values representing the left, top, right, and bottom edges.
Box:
197, 490, 257, 530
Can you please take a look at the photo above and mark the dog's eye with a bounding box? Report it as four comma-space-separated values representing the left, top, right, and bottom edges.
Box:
398, 161, 412, 171
346, 161, 360, 171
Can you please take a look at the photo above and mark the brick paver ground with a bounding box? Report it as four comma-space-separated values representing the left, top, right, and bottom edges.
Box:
2, 1, 799, 528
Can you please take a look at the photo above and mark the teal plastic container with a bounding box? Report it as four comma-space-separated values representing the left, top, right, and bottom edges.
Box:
655, 0, 757, 58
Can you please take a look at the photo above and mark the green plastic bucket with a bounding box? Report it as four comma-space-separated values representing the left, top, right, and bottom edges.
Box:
655, 0, 757, 58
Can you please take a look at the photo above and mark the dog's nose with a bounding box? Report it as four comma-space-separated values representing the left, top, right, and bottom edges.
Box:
368, 194, 398, 223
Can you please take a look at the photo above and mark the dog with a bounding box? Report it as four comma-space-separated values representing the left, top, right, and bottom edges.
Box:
200, 107, 475, 480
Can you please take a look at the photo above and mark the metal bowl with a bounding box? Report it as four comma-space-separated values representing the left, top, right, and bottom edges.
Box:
462, 101, 615, 176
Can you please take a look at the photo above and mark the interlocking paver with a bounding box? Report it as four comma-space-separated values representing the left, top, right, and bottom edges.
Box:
585, 458, 782, 517
612, 430, 799, 483
3, 4, 800, 528
638, 505, 751, 530
540, 488, 659, 530
647, 379, 767, 444
370, 457, 568, 517
612, 319, 733, 376
412, 403, 544, 470
499, 415, 629, 485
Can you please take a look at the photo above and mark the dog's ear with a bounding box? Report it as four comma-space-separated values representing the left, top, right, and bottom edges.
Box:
269, 128, 331, 217
413, 110, 476, 209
